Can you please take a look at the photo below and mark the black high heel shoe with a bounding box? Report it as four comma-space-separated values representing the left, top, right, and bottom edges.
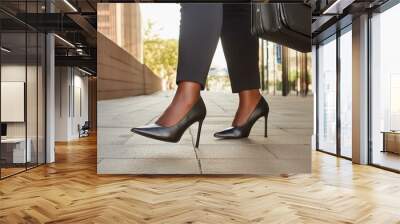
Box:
214, 96, 269, 139
131, 97, 206, 148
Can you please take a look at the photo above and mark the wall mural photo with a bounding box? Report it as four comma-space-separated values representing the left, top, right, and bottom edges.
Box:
97, 3, 313, 175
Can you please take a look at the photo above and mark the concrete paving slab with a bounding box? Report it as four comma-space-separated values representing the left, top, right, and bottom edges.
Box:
99, 144, 197, 159
98, 158, 201, 174
97, 92, 313, 175
263, 144, 311, 160
201, 159, 310, 175
196, 144, 276, 159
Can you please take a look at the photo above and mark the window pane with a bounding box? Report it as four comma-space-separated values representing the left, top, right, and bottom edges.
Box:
318, 37, 337, 154
371, 4, 400, 170
340, 29, 352, 158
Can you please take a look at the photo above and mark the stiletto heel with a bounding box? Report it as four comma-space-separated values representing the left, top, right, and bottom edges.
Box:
214, 96, 269, 139
264, 114, 268, 138
131, 97, 206, 143
195, 119, 204, 148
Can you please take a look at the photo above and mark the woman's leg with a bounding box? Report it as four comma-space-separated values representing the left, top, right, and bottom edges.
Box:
156, 3, 222, 127
221, 3, 262, 127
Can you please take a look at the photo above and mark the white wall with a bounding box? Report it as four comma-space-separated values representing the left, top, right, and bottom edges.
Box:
55, 67, 70, 141
1, 66, 26, 131
1, 82, 25, 122
55, 67, 89, 141
71, 73, 89, 138
1, 65, 35, 138
2, 63, 47, 164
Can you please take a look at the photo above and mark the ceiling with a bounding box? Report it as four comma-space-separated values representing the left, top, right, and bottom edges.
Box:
1, 0, 394, 74
312, 0, 390, 41
1, 0, 97, 74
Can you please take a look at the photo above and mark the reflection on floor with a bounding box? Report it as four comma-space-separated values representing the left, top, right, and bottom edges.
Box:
373, 151, 400, 170
1, 135, 400, 223
0, 167, 25, 178
97, 92, 313, 174
0, 162, 44, 179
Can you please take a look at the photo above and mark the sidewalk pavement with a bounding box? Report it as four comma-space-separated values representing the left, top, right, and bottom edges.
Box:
97, 91, 312, 175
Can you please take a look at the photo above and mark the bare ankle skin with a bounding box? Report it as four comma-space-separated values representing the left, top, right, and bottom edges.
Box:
156, 81, 201, 127
232, 89, 262, 127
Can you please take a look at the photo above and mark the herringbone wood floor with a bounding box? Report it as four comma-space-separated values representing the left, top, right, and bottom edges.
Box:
1, 135, 400, 224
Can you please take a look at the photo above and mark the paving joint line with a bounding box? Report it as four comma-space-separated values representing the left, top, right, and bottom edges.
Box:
189, 127, 203, 174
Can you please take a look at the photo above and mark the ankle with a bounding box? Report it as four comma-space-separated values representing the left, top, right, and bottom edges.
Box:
238, 89, 261, 105
175, 81, 201, 104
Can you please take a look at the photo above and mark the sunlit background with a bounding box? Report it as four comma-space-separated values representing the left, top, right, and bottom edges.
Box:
140, 4, 230, 91
97, 3, 312, 95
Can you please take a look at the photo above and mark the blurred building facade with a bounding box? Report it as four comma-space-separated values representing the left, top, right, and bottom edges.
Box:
97, 3, 143, 62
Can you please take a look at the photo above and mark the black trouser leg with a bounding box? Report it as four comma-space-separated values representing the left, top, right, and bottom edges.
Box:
176, 3, 260, 93
176, 3, 222, 89
221, 3, 260, 93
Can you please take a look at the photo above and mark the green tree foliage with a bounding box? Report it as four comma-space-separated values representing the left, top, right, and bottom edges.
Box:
143, 20, 178, 90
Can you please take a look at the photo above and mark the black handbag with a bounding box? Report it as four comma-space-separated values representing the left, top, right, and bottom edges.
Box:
251, 3, 312, 53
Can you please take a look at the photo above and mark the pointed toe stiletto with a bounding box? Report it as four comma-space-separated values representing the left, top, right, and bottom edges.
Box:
131, 97, 206, 148
214, 96, 269, 139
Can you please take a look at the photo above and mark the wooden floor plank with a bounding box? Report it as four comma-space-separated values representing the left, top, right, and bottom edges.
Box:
0, 135, 400, 223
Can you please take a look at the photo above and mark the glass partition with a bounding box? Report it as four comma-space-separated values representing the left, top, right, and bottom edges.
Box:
27, 30, 38, 169
0, 1, 46, 179
38, 32, 45, 165
1, 31, 28, 177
